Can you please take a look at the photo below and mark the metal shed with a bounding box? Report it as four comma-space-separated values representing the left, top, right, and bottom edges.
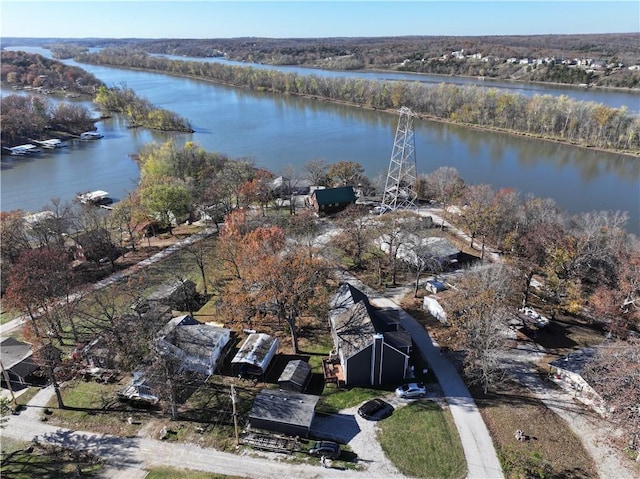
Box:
248, 388, 319, 437
277, 359, 312, 392
231, 333, 279, 378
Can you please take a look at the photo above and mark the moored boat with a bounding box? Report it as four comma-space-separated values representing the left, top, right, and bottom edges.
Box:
33, 139, 67, 149
5, 144, 42, 156
80, 131, 104, 140
77, 190, 113, 206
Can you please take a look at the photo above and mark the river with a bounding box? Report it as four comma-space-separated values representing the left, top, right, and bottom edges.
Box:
2, 46, 639, 235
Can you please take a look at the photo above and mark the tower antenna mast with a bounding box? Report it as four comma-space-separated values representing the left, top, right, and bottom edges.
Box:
381, 106, 418, 212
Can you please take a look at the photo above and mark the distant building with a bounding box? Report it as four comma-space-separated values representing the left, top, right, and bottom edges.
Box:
309, 186, 357, 214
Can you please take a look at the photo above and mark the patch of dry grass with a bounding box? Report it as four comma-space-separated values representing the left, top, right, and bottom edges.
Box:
472, 380, 597, 479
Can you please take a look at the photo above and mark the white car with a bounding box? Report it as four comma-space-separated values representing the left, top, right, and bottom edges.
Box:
395, 382, 427, 399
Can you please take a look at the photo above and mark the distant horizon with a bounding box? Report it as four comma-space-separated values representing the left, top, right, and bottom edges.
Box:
3, 32, 639, 41
1, 1, 638, 39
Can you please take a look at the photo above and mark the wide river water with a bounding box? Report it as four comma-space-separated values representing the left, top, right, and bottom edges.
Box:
2, 47, 639, 235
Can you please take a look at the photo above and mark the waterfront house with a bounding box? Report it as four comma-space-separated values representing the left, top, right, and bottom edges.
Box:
309, 186, 357, 214
324, 283, 411, 387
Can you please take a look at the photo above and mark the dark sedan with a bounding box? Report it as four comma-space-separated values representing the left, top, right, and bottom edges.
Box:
309, 440, 341, 459
357, 398, 394, 420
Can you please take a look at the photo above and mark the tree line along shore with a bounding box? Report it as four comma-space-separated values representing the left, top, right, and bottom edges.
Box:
73, 49, 640, 156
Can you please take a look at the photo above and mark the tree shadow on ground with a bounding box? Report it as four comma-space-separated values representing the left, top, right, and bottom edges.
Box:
38, 428, 140, 469
1, 442, 103, 479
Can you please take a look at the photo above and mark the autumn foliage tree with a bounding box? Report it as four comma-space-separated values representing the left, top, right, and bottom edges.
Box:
5, 248, 74, 343
216, 210, 329, 352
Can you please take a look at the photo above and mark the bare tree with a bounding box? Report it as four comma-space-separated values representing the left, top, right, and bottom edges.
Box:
404, 232, 447, 297
371, 210, 422, 286
444, 264, 517, 393
424, 166, 464, 227
333, 205, 375, 270
583, 338, 640, 461
507, 196, 566, 308
304, 159, 329, 186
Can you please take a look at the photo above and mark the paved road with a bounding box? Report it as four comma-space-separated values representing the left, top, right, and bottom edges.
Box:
335, 269, 504, 479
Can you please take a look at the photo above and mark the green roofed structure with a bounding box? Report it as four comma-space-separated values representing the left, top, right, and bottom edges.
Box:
310, 186, 357, 214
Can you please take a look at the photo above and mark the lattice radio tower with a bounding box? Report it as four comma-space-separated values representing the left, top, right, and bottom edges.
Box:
381, 106, 418, 212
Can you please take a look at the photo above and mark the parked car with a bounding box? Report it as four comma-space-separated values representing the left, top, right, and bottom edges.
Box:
309, 440, 341, 459
395, 382, 427, 399
357, 398, 394, 420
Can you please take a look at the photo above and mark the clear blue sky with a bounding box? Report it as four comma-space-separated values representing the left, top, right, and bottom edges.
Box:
1, 1, 638, 39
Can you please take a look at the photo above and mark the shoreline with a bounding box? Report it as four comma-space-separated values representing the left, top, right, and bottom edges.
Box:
91, 61, 639, 159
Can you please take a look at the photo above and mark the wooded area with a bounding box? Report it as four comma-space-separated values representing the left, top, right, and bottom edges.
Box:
74, 48, 640, 155
11, 32, 635, 88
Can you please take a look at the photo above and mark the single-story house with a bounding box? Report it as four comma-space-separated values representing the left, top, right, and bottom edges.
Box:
278, 359, 312, 392
271, 176, 312, 196
309, 186, 357, 214
140, 279, 197, 311
155, 314, 233, 377
377, 235, 460, 269
248, 388, 319, 437
231, 333, 279, 378
0, 337, 40, 386
548, 348, 605, 415
326, 283, 411, 387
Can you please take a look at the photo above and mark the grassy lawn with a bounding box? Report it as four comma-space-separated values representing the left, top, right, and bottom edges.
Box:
146, 468, 244, 479
44, 379, 160, 436
1, 309, 18, 325
379, 401, 467, 479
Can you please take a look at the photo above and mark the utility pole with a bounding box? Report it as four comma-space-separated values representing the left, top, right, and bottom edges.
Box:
0, 360, 17, 406
230, 384, 239, 447
381, 106, 419, 212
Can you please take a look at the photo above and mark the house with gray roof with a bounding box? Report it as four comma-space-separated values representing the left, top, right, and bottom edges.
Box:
325, 283, 411, 387
155, 314, 233, 377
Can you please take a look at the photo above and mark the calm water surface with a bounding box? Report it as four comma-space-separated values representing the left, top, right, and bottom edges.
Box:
2, 47, 639, 235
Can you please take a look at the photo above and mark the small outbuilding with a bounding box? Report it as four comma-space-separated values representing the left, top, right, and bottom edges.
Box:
248, 388, 319, 437
278, 359, 312, 392
231, 333, 279, 378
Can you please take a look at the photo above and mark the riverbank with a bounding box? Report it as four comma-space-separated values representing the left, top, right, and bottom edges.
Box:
80, 59, 640, 158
